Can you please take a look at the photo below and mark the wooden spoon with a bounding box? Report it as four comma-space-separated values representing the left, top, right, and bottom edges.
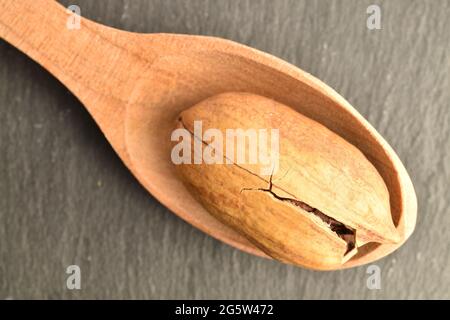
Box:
0, 0, 417, 268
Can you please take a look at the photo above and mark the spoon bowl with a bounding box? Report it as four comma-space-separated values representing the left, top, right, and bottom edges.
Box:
124, 49, 417, 267
0, 0, 417, 268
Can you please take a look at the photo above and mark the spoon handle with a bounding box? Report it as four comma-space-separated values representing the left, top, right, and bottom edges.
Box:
1, 1, 109, 101
0, 0, 156, 143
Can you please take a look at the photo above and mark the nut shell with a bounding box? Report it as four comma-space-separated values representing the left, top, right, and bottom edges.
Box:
174, 92, 400, 270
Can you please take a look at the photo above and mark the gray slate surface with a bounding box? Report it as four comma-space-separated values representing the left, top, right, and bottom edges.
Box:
0, 0, 449, 299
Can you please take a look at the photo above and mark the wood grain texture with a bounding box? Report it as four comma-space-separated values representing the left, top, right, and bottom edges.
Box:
0, 0, 449, 299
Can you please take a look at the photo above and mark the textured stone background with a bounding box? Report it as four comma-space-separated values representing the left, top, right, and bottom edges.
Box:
0, 0, 449, 299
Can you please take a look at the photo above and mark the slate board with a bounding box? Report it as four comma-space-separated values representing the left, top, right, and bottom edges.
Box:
0, 0, 449, 299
